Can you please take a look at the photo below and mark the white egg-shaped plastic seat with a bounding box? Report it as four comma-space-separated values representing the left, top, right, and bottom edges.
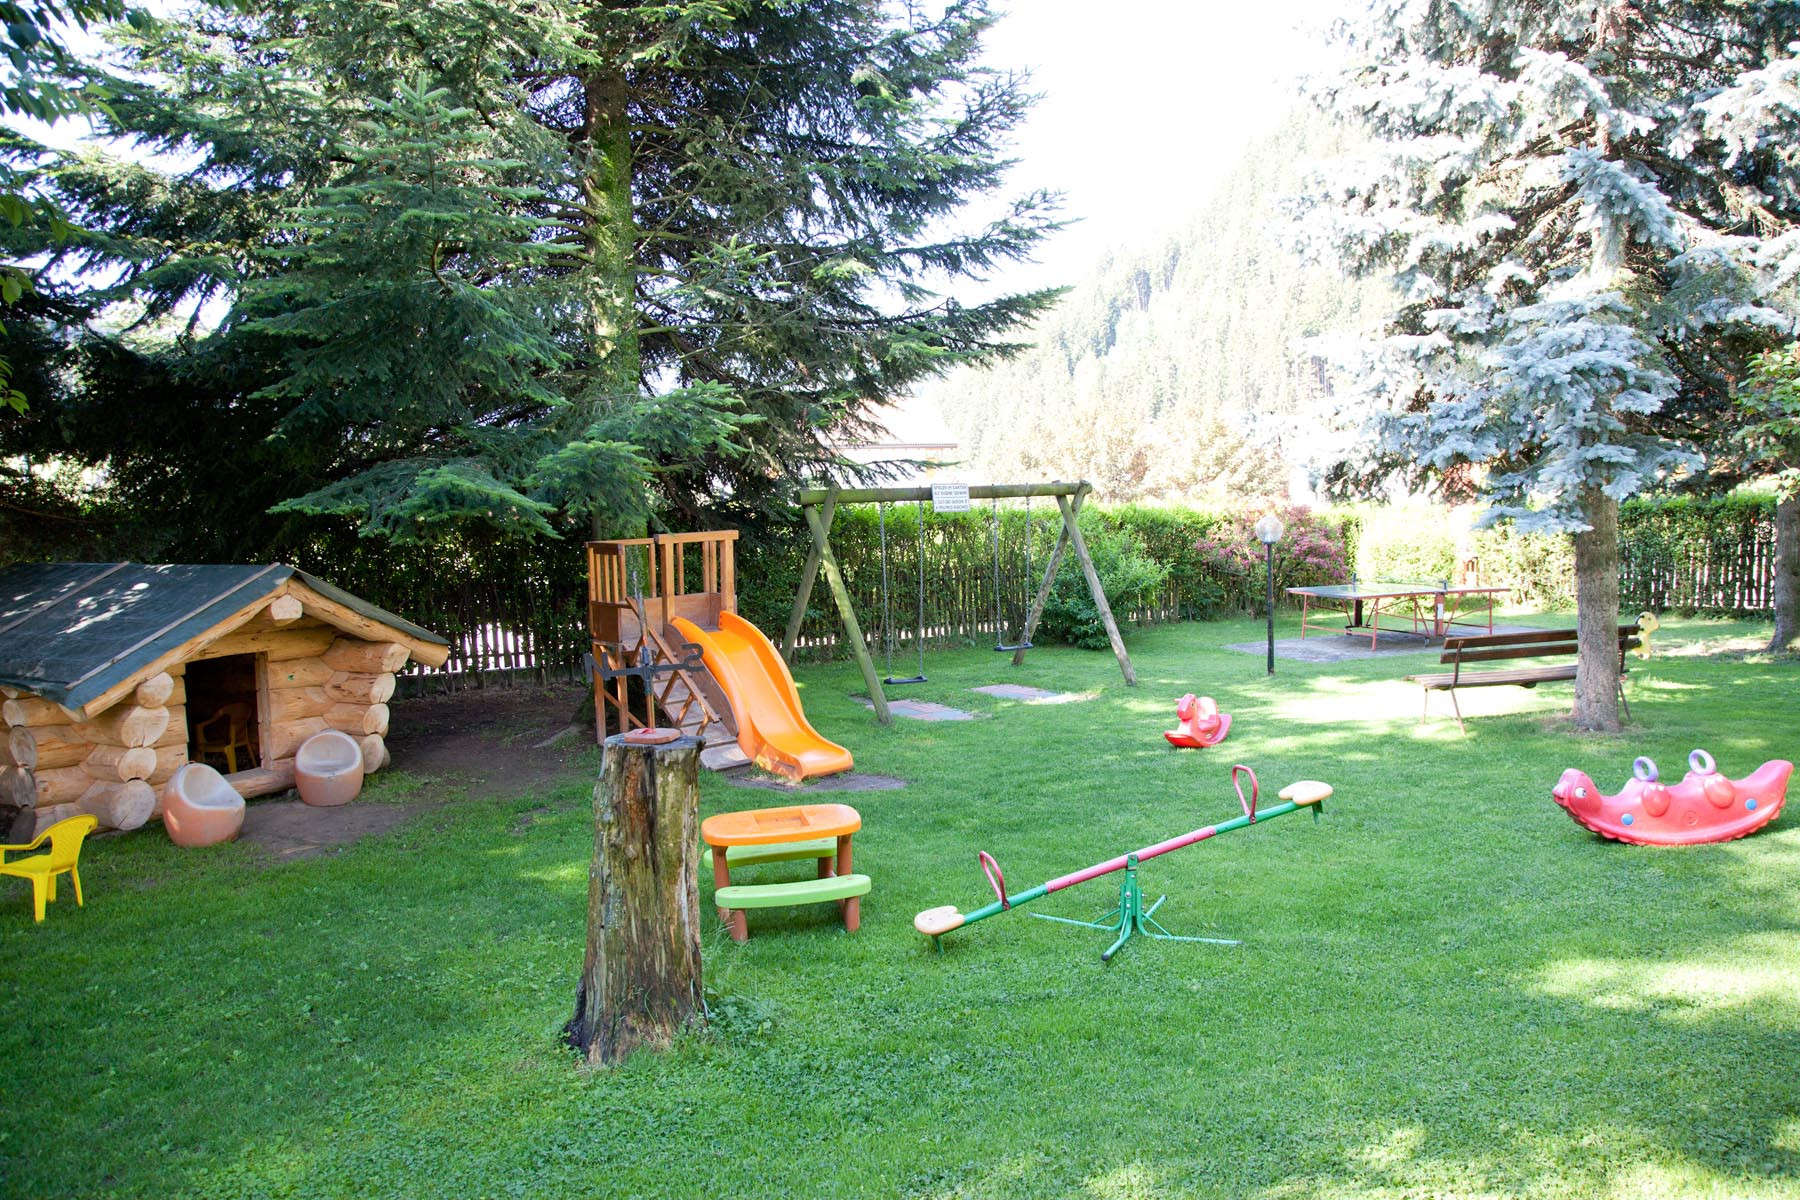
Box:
162, 762, 247, 847
295, 729, 366, 807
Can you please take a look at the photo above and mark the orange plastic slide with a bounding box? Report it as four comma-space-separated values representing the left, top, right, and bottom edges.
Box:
671, 612, 854, 782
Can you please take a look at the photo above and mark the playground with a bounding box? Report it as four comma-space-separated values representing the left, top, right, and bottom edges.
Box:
4, 611, 1797, 1198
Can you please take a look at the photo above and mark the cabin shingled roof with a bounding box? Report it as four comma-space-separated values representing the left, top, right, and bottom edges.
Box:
0, 562, 448, 715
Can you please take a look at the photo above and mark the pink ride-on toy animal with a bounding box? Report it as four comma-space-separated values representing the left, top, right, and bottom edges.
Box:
295, 730, 367, 807
162, 763, 247, 847
1164, 694, 1231, 748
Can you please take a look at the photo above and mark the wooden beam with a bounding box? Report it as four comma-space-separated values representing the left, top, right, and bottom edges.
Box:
267, 594, 304, 623
796, 481, 1087, 506
283, 581, 451, 668
802, 502, 890, 724
782, 487, 838, 662
195, 624, 336, 663
1057, 492, 1138, 687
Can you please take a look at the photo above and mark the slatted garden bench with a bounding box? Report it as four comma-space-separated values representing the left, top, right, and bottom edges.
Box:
1408, 625, 1640, 732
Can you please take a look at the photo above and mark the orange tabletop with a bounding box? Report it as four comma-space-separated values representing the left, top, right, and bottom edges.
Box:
701, 803, 861, 847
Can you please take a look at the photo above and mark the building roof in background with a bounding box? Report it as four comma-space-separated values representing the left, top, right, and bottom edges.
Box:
841, 392, 957, 452
0, 563, 449, 718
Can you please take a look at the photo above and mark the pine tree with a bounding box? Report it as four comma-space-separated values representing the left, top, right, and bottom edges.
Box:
1289, 2, 1800, 729
8, 0, 1061, 547
0, 0, 143, 413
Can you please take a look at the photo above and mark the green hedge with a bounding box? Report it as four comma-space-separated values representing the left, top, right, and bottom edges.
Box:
740, 502, 1358, 659
263, 494, 1775, 679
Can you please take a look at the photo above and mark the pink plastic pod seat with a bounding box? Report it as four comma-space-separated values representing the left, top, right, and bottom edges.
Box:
295, 729, 366, 807
162, 763, 247, 847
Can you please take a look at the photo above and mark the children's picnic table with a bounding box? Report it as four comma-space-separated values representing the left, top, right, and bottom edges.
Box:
700, 803, 866, 940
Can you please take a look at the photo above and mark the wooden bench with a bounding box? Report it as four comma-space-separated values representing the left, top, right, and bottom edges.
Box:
1408, 625, 1640, 732
714, 873, 872, 940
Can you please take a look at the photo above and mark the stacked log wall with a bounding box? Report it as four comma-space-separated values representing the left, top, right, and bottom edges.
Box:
2, 674, 174, 835
319, 638, 406, 772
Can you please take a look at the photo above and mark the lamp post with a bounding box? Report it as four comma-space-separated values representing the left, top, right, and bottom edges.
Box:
1253, 514, 1285, 675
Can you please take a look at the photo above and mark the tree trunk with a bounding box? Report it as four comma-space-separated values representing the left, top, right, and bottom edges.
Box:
581, 58, 641, 544
1769, 493, 1799, 652
567, 733, 704, 1067
1572, 487, 1622, 732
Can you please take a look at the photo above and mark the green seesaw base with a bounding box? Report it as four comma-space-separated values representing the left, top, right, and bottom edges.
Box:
1030, 854, 1239, 961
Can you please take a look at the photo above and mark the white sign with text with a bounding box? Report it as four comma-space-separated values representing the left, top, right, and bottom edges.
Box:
930, 482, 971, 513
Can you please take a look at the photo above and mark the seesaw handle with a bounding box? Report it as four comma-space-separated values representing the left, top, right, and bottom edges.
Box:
1232, 764, 1258, 822
979, 850, 1009, 909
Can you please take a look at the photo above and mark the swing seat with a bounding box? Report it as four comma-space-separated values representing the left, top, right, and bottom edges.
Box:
993, 639, 1033, 652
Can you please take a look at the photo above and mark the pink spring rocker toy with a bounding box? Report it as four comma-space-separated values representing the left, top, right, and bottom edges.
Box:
1551, 748, 1791, 846
1164, 694, 1231, 749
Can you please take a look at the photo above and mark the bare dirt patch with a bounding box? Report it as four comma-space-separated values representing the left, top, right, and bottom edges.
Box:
240, 800, 431, 861
236, 683, 597, 860
384, 681, 596, 800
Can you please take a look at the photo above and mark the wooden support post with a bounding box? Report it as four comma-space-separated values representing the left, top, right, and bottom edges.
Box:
1058, 492, 1138, 687
1011, 485, 1082, 668
567, 733, 704, 1067
802, 500, 891, 725
782, 487, 838, 662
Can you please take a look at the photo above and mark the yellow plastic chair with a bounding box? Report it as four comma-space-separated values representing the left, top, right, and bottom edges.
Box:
0, 814, 99, 922
195, 702, 257, 773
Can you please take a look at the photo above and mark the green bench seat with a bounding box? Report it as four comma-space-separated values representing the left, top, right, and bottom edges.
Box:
701, 838, 837, 871
715, 873, 871, 910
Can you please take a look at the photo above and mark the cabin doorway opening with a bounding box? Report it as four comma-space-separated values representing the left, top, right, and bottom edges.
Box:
186, 653, 263, 774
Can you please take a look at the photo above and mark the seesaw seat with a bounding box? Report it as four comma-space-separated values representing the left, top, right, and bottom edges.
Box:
1278, 780, 1332, 806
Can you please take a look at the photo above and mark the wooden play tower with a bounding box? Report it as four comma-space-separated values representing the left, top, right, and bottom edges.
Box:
584, 531, 741, 763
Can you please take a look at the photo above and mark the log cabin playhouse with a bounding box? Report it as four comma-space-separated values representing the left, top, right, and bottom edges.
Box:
0, 563, 450, 838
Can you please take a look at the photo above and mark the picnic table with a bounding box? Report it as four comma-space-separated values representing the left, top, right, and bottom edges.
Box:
700, 802, 868, 941
1286, 581, 1510, 650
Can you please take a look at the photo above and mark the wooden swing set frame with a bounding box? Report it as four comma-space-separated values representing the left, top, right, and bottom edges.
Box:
783, 480, 1137, 725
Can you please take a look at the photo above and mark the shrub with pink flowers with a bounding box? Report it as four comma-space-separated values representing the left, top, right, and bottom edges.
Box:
1191, 506, 1354, 614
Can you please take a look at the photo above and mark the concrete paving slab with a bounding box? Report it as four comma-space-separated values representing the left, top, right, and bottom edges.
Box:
851, 696, 979, 721
969, 684, 1090, 704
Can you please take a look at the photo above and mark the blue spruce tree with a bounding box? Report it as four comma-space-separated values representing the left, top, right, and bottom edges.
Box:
1290, 2, 1800, 728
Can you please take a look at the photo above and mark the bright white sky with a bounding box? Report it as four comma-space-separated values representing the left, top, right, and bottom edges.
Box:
969, 0, 1340, 296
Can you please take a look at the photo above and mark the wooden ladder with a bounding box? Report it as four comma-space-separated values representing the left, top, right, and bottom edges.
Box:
649, 624, 748, 771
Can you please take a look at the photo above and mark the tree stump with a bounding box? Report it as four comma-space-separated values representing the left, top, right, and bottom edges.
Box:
567, 732, 704, 1066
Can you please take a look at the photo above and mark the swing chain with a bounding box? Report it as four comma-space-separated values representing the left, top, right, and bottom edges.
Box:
880, 498, 927, 686
991, 494, 1034, 653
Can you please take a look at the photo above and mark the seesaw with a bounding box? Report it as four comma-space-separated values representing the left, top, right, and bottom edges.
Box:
915, 765, 1331, 961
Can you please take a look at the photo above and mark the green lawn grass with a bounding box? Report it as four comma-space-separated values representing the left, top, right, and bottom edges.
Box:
4, 615, 1798, 1198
